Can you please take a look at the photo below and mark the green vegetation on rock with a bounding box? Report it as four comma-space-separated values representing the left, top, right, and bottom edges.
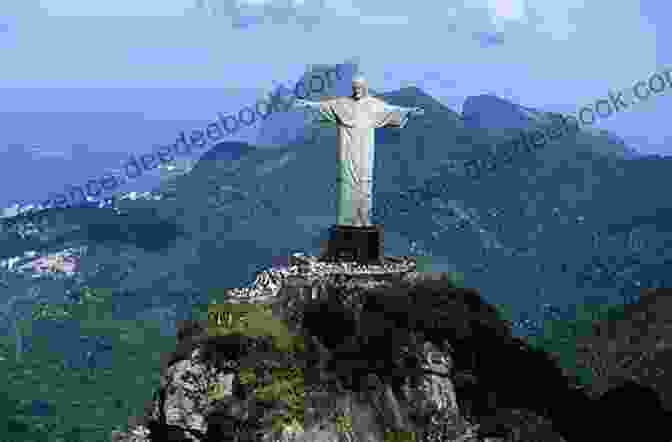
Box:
207, 301, 305, 354
251, 366, 305, 433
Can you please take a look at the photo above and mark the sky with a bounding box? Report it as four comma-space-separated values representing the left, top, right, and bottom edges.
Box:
0, 0, 670, 208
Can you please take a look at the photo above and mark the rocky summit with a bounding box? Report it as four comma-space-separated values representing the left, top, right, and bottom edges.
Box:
110, 254, 672, 442
126, 248, 672, 442
111, 256, 491, 442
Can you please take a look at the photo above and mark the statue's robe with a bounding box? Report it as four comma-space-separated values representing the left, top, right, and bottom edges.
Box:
295, 96, 417, 226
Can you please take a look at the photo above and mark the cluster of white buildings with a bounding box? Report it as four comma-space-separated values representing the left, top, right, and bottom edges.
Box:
0, 247, 87, 278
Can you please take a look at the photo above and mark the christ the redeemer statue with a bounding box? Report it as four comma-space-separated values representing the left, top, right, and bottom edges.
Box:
291, 75, 424, 228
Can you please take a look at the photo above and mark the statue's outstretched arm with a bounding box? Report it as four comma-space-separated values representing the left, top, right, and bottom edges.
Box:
292, 98, 340, 125
375, 102, 425, 129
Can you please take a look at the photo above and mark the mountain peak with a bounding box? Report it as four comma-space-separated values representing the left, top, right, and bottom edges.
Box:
461, 94, 534, 130
376, 86, 461, 121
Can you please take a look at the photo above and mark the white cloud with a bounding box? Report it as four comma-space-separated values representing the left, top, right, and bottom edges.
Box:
487, 0, 527, 23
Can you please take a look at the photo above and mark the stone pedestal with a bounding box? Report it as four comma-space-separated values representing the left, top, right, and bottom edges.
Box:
320, 224, 383, 264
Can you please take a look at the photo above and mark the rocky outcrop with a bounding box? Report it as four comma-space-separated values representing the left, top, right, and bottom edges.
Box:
111, 254, 586, 442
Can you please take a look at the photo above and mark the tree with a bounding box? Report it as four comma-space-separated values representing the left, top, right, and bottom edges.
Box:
0, 286, 51, 363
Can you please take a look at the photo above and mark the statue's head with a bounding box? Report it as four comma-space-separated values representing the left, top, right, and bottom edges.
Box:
352, 75, 368, 100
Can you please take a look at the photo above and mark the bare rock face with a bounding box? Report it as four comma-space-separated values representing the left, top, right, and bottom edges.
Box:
112, 255, 480, 442
111, 348, 236, 442
153, 349, 236, 441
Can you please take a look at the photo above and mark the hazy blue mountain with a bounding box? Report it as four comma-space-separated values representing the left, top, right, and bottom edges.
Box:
197, 141, 258, 163
0, 112, 222, 209
462, 94, 534, 130
460, 93, 638, 158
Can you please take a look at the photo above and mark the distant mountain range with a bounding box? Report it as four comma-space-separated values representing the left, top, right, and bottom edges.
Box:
1, 62, 670, 350
461, 93, 643, 159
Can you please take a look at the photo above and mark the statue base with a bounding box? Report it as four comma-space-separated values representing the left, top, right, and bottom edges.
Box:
320, 224, 384, 264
